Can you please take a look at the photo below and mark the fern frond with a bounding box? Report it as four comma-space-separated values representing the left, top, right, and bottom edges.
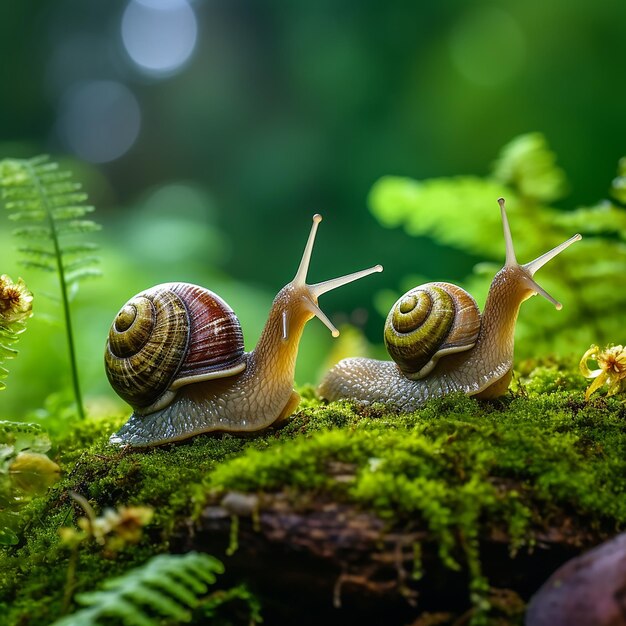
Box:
0, 156, 102, 286
0, 155, 103, 419
50, 552, 227, 626
55, 219, 101, 236
65, 267, 102, 284
0, 325, 21, 390
19, 260, 57, 272
7, 209, 47, 221
50, 206, 95, 220
60, 242, 100, 255
11, 225, 52, 238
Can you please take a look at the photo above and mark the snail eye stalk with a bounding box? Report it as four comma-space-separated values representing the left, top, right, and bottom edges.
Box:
499, 197, 581, 309
289, 214, 382, 338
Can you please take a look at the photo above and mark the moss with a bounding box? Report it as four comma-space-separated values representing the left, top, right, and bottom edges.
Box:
207, 389, 626, 618
1, 358, 625, 625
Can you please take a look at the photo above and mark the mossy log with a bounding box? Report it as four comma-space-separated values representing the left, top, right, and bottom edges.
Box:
2, 363, 626, 625
172, 489, 610, 625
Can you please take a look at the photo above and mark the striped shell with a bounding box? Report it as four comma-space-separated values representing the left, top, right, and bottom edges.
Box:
384, 282, 481, 380
105, 282, 245, 412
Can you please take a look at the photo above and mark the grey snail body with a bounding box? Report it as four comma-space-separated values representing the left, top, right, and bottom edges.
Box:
319, 199, 581, 410
106, 215, 382, 447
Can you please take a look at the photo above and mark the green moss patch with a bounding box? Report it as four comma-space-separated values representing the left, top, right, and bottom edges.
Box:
1, 362, 625, 624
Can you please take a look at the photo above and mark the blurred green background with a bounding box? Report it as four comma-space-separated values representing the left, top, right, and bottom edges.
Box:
1, 0, 625, 420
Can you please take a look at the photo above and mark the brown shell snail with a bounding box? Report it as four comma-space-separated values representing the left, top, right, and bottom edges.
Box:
318, 199, 581, 409
106, 215, 382, 447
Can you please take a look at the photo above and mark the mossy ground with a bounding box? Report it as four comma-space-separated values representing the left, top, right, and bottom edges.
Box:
1, 359, 625, 625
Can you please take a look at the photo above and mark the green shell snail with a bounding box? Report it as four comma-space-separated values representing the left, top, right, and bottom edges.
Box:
106, 215, 382, 447
319, 199, 582, 409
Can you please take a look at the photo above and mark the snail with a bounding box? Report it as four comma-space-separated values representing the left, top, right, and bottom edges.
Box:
106, 214, 382, 447
319, 198, 581, 409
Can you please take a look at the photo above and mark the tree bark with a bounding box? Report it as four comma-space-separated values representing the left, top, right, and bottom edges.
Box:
171, 490, 611, 625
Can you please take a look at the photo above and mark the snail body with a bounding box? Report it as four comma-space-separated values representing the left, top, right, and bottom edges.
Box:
107, 215, 382, 447
319, 199, 581, 410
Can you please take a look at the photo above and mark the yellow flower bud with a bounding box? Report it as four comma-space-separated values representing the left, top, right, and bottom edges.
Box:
0, 275, 33, 324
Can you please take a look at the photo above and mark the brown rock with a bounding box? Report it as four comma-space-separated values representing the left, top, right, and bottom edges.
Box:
526, 532, 626, 626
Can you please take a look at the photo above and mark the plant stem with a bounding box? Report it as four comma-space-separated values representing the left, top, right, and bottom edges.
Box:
26, 159, 85, 420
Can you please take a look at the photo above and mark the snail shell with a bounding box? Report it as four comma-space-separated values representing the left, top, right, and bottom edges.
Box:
384, 282, 480, 380
105, 282, 246, 413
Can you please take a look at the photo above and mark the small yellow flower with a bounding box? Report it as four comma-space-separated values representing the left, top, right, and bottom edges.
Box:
580, 344, 626, 400
66, 495, 154, 555
0, 275, 33, 324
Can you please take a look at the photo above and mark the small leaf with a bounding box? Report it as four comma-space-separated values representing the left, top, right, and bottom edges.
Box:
62, 256, 100, 272
61, 242, 99, 255
0, 421, 51, 454
56, 220, 102, 236
9, 451, 61, 495
44, 181, 82, 195
12, 225, 51, 238
553, 201, 626, 240
17, 245, 55, 258
491, 132, 568, 202
0, 526, 19, 545
127, 585, 194, 621
369, 175, 512, 259
19, 259, 56, 272
0, 344, 18, 359
52, 205, 95, 220
49, 192, 89, 207
7, 209, 46, 221
38, 170, 72, 183
65, 267, 102, 284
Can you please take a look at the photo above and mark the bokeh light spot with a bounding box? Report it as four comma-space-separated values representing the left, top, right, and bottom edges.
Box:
57, 80, 141, 163
449, 8, 526, 86
121, 0, 198, 77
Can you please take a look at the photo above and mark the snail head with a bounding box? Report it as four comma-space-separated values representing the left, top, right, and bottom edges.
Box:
279, 214, 383, 340
498, 197, 581, 310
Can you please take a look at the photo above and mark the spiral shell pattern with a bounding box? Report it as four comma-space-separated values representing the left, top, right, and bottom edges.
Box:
105, 283, 245, 410
384, 282, 480, 379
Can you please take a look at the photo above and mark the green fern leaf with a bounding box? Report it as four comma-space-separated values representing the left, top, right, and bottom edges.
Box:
0, 342, 18, 359
65, 267, 102, 284
55, 219, 101, 236
60, 242, 100, 255
0, 155, 103, 420
62, 257, 100, 272
7, 209, 47, 221
128, 586, 192, 621
0, 158, 101, 274
553, 202, 626, 240
19, 260, 57, 272
11, 225, 52, 238
16, 246, 55, 257
52, 205, 96, 220
0, 328, 20, 383
492, 132, 568, 202
50, 552, 227, 626
369, 175, 513, 259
